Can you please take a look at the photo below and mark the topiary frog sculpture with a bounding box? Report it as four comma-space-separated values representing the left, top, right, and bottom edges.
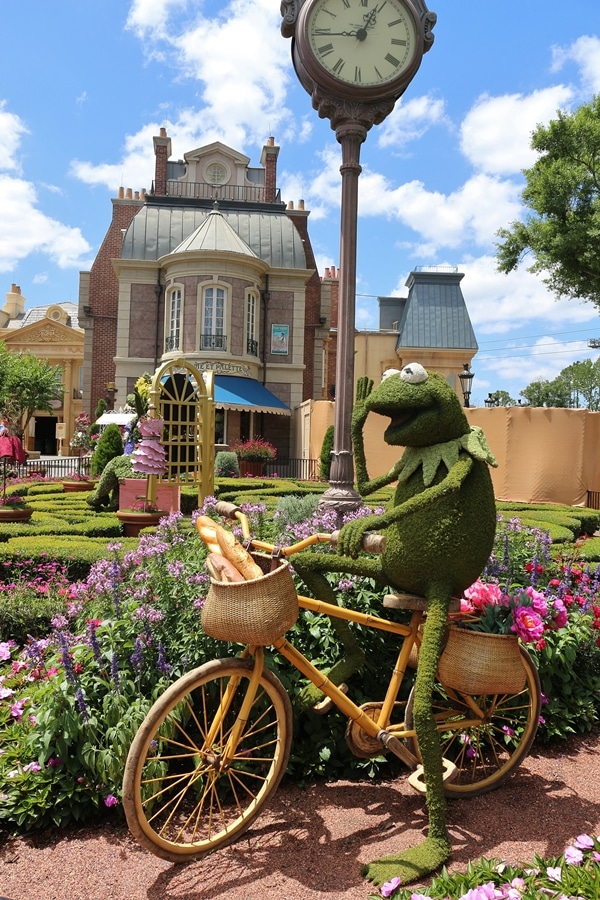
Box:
293, 362, 497, 886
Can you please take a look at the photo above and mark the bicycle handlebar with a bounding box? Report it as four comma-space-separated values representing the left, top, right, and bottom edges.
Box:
213, 500, 386, 555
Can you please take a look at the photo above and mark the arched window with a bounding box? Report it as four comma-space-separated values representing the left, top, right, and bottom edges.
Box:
165, 288, 181, 352
246, 291, 258, 356
201, 285, 226, 351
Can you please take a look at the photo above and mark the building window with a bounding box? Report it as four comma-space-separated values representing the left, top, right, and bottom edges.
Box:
201, 286, 226, 351
165, 288, 181, 352
246, 292, 258, 356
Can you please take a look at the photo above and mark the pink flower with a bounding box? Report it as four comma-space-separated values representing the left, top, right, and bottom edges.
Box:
104, 794, 118, 807
551, 598, 568, 629
546, 866, 561, 881
23, 761, 42, 773
525, 585, 548, 617
0, 641, 13, 661
464, 580, 503, 611
574, 834, 594, 850
381, 876, 401, 897
564, 845, 583, 865
511, 606, 545, 642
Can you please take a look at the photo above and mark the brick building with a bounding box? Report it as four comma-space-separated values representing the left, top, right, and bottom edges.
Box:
78, 131, 329, 457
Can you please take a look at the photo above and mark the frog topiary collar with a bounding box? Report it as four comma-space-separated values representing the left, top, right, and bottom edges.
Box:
397, 426, 498, 487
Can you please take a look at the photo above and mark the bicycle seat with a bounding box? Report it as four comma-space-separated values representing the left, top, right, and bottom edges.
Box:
384, 592, 461, 613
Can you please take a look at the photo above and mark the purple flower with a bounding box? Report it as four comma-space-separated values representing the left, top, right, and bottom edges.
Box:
380, 876, 401, 897
564, 845, 583, 865
104, 793, 118, 807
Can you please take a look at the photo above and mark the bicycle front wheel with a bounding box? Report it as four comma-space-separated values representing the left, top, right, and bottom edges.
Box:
123, 658, 293, 861
405, 646, 541, 797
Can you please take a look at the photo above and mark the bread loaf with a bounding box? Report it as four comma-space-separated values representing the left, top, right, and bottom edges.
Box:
195, 516, 221, 554
216, 528, 264, 580
206, 552, 246, 583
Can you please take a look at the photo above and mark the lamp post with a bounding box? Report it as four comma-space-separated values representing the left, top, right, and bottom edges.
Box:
282, 0, 436, 519
458, 363, 474, 408
484, 392, 498, 408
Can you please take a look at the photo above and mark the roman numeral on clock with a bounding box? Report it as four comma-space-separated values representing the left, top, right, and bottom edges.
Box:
319, 43, 334, 57
332, 57, 345, 74
385, 52, 400, 67
391, 38, 407, 46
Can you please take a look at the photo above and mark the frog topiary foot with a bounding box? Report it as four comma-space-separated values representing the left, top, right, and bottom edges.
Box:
361, 834, 451, 887
296, 651, 361, 711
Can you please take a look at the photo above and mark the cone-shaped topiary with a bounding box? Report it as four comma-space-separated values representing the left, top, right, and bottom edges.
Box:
90, 424, 124, 477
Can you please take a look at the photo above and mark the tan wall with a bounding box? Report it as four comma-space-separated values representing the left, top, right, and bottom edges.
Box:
297, 400, 600, 507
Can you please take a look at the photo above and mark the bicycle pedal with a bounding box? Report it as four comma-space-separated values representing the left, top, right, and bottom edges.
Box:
312, 683, 348, 715
407, 758, 458, 794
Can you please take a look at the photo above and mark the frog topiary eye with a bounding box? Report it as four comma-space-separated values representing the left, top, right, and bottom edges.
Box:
400, 363, 428, 384
381, 368, 402, 382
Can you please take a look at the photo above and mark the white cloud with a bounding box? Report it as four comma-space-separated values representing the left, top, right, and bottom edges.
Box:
377, 94, 449, 149
0, 103, 28, 173
454, 255, 600, 334
0, 175, 92, 271
460, 86, 574, 176
552, 35, 600, 94
358, 172, 521, 251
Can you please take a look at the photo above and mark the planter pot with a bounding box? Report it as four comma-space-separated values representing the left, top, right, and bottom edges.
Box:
119, 479, 180, 513
0, 507, 33, 523
437, 626, 526, 695
63, 481, 95, 492
239, 461, 265, 477
116, 509, 168, 538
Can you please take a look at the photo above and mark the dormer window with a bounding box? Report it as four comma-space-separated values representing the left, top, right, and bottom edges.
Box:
206, 163, 227, 185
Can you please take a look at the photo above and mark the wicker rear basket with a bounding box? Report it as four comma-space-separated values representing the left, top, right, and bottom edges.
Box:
201, 554, 298, 645
437, 626, 526, 695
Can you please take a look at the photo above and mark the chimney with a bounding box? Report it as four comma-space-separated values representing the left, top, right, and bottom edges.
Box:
153, 127, 172, 195
260, 136, 280, 203
4, 283, 25, 320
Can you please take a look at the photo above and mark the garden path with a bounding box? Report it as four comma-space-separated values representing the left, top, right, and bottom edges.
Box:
1, 729, 599, 900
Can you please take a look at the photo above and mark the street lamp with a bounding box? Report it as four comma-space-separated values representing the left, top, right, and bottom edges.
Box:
484, 392, 499, 408
458, 363, 474, 408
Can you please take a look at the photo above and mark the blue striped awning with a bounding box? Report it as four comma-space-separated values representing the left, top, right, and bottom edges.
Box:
214, 376, 290, 416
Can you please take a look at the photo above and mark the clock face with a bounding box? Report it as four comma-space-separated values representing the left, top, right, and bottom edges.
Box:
305, 0, 419, 89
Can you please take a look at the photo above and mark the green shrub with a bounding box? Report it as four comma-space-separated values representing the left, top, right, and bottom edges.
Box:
319, 425, 334, 480
90, 424, 124, 476
214, 451, 239, 478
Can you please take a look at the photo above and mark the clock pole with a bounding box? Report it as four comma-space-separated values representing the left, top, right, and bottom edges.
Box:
282, 0, 436, 521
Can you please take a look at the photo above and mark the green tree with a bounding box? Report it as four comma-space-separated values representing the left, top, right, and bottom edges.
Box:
487, 390, 517, 406
496, 95, 600, 307
0, 343, 64, 436
519, 358, 600, 408
90, 424, 124, 476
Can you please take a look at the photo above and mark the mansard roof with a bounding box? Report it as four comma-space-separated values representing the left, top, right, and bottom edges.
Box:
121, 203, 307, 270
395, 267, 478, 351
172, 205, 258, 257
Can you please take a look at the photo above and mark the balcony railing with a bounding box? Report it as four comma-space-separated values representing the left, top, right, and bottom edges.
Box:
201, 334, 227, 351
150, 180, 281, 204
246, 339, 258, 356
165, 335, 180, 352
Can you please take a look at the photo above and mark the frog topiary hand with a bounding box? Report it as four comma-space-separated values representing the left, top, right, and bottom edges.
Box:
337, 514, 380, 558
352, 376, 373, 434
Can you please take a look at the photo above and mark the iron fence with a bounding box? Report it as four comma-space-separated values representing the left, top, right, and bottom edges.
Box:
264, 458, 320, 481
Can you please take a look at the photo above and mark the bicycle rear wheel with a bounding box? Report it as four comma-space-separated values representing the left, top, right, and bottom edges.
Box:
123, 658, 292, 861
405, 646, 541, 797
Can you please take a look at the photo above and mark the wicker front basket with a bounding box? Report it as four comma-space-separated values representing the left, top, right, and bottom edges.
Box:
437, 626, 527, 695
201, 554, 298, 646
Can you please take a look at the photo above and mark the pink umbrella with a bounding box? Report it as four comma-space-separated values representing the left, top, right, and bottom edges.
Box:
0, 433, 27, 501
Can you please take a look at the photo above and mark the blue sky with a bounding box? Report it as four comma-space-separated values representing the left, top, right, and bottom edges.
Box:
1, 0, 599, 404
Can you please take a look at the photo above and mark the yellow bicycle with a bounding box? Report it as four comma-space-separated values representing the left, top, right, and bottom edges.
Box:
123, 501, 541, 862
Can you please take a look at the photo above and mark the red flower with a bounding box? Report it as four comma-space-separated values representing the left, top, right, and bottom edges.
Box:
73, 662, 84, 675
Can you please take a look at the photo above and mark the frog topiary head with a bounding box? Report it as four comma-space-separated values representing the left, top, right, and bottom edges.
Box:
365, 363, 469, 449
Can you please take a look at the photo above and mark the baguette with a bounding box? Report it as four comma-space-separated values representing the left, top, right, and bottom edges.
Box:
206, 552, 246, 583
216, 527, 264, 581
195, 515, 221, 554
